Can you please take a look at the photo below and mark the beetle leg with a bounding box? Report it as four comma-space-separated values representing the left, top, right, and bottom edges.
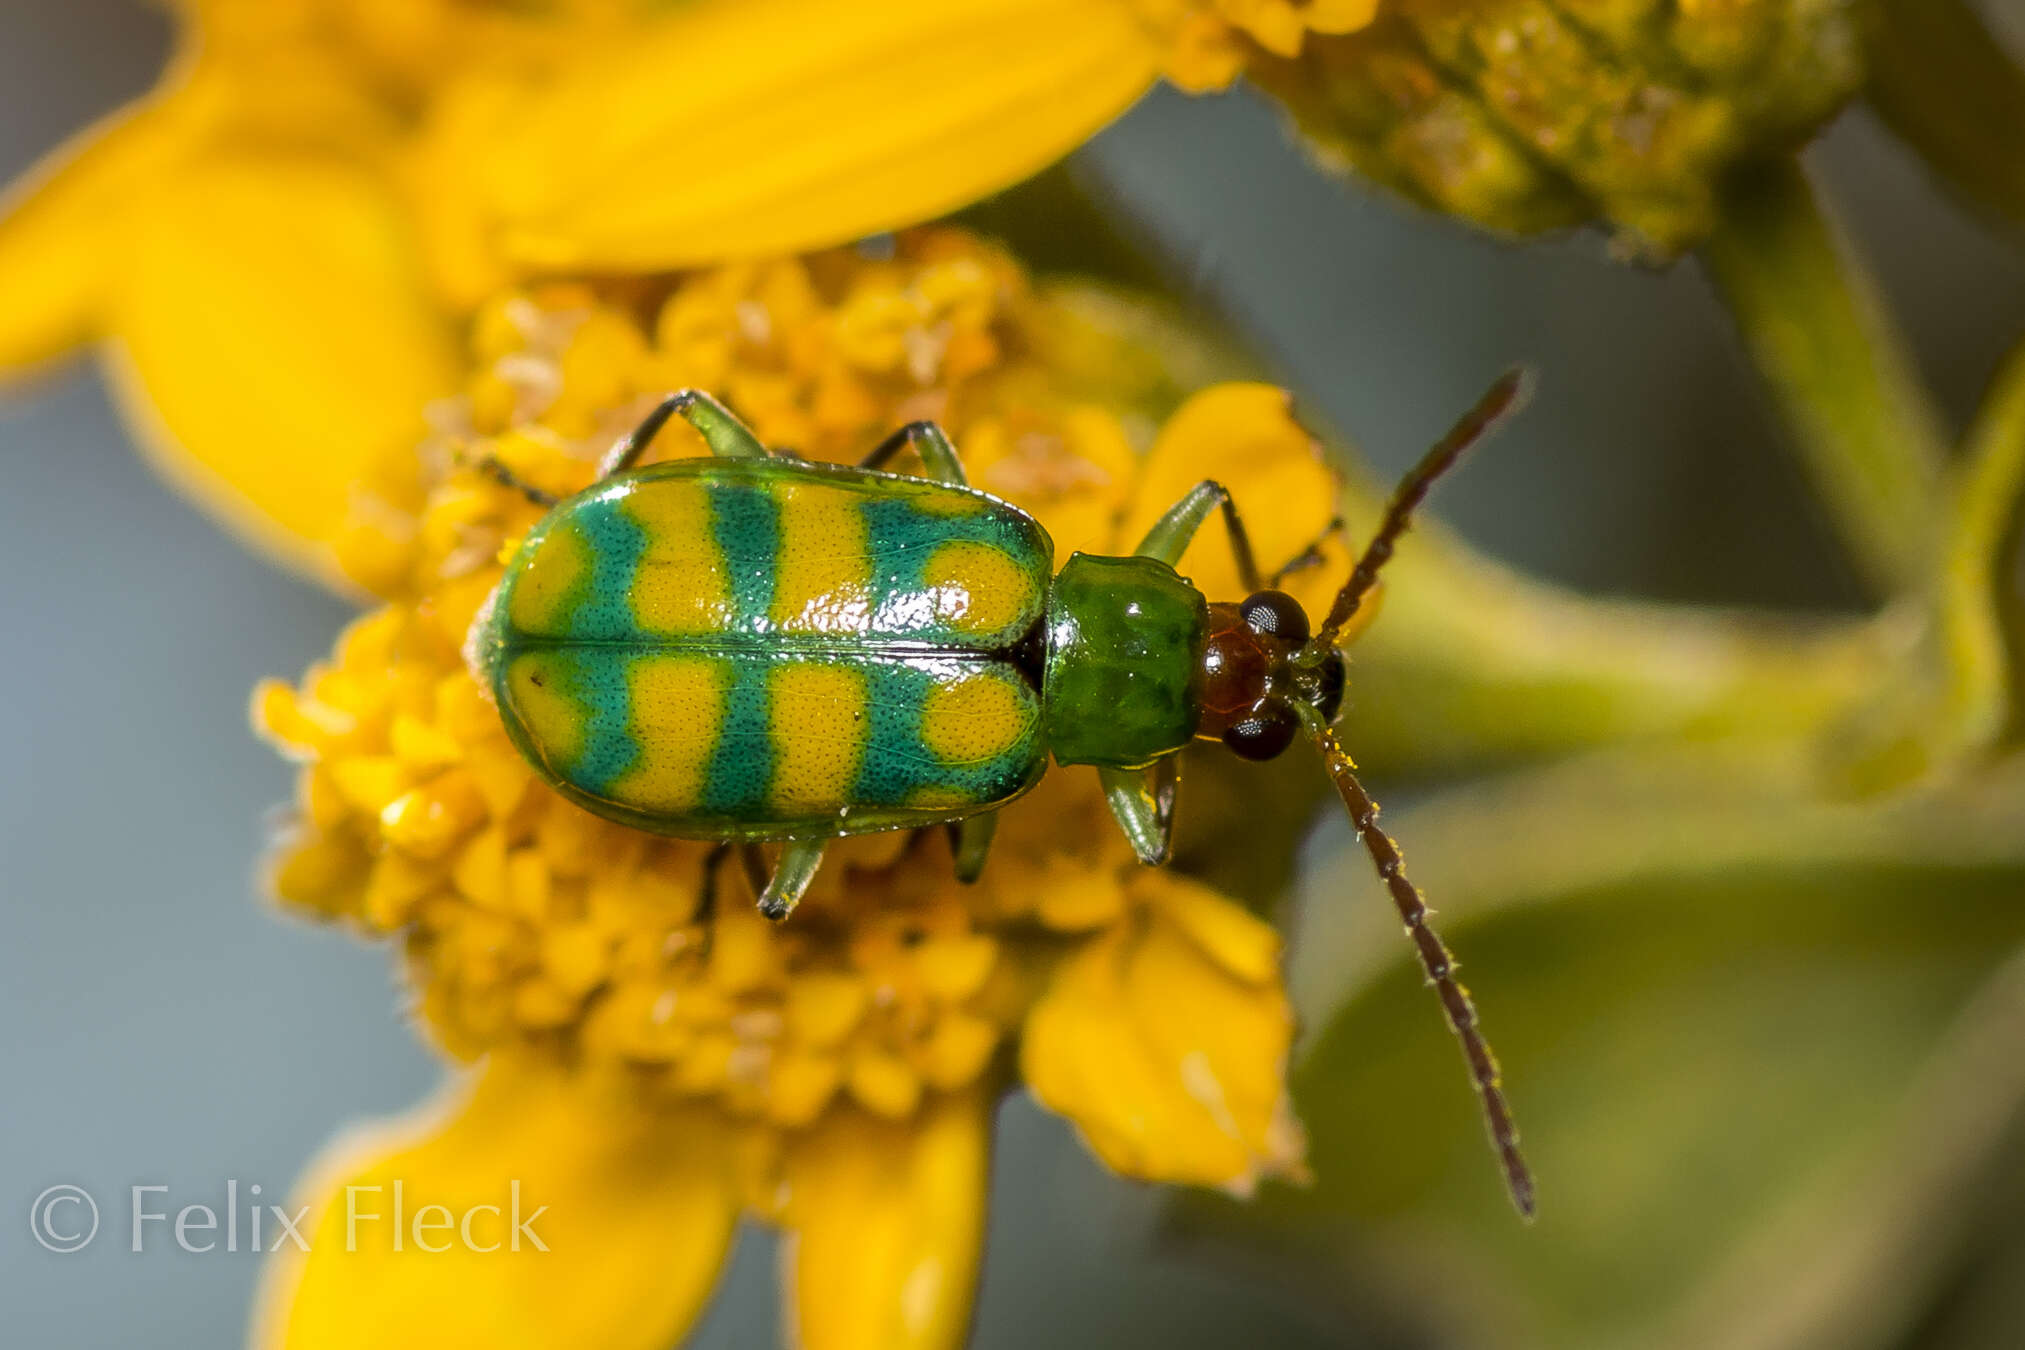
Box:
946, 812, 999, 884
754, 839, 829, 922
858, 421, 968, 485
600, 389, 767, 477
1267, 516, 1345, 588
1131, 480, 1263, 592
689, 843, 734, 958
474, 456, 560, 508
737, 843, 769, 899
1097, 757, 1181, 866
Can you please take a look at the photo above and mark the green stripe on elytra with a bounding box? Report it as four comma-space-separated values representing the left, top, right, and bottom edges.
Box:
859, 493, 1026, 638
547, 647, 641, 794
557, 485, 651, 640
851, 656, 1037, 809
703, 482, 779, 814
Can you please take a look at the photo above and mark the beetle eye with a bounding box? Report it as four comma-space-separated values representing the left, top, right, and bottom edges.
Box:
1239, 589, 1310, 644
1222, 698, 1299, 761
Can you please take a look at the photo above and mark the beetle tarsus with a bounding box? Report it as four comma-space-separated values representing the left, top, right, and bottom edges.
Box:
475, 456, 559, 508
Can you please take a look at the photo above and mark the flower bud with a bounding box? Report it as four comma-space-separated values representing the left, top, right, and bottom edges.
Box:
1245, 0, 1868, 255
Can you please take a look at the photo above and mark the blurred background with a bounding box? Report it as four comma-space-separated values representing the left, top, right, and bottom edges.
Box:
2, 2, 2022, 1346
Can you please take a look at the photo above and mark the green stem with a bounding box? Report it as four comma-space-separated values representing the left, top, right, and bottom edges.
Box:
1340, 506, 1892, 778
1939, 340, 2025, 749
1702, 158, 1950, 598
1866, 0, 2025, 240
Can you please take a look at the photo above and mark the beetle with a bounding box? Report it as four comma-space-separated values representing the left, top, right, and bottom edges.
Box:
468, 376, 1535, 1215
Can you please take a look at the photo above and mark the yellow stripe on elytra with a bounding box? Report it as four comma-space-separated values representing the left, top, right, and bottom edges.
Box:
507, 519, 591, 635
919, 667, 1031, 767
769, 481, 871, 634
905, 784, 976, 811
766, 662, 868, 814
621, 480, 733, 634
921, 539, 1033, 640
505, 653, 586, 769
607, 655, 723, 813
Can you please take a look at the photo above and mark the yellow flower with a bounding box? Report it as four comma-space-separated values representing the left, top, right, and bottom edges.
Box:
0, 0, 1380, 582
252, 231, 1342, 1348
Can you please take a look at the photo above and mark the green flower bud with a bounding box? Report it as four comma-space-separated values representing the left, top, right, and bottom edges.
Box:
1247, 0, 1869, 255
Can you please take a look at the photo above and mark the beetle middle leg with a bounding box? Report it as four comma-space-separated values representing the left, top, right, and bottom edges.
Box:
1131, 480, 1263, 592
858, 421, 968, 485
599, 389, 769, 477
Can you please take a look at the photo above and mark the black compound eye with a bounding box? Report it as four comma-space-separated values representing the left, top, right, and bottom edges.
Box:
1222, 698, 1299, 761
1239, 589, 1310, 644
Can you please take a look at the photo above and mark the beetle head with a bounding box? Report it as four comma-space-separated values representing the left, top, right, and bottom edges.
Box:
1195, 589, 1345, 761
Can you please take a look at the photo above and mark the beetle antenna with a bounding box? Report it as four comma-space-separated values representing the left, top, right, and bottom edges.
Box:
1307, 715, 1536, 1218
1315, 370, 1530, 649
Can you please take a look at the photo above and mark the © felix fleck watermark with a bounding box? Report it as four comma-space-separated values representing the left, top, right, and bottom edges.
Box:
29, 1181, 548, 1254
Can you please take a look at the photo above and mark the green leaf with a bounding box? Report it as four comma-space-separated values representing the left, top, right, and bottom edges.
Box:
1168, 744, 2025, 1350
1939, 340, 2025, 751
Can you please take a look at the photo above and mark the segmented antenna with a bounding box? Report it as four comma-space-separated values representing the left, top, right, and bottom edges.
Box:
1315, 369, 1530, 649
1310, 719, 1536, 1218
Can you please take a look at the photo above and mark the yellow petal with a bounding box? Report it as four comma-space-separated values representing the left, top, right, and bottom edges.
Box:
1122, 382, 1348, 610
1295, 0, 1383, 35
438, 0, 1160, 274
107, 152, 457, 579
254, 1057, 739, 1350
1022, 885, 1307, 1194
1147, 870, 1283, 986
0, 98, 175, 378
779, 1090, 993, 1350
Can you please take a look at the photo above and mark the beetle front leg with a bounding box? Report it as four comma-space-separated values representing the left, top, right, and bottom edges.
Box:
1097, 758, 1181, 866
1132, 480, 1263, 592
753, 838, 829, 922
1268, 516, 1344, 588
599, 389, 768, 477
858, 421, 968, 485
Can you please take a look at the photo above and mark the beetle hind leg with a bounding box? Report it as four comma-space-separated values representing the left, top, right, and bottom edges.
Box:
945, 812, 999, 884
474, 457, 560, 508
749, 839, 829, 922
684, 843, 736, 959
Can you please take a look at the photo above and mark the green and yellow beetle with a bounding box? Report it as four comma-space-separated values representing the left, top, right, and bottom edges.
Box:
468, 377, 1536, 1215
